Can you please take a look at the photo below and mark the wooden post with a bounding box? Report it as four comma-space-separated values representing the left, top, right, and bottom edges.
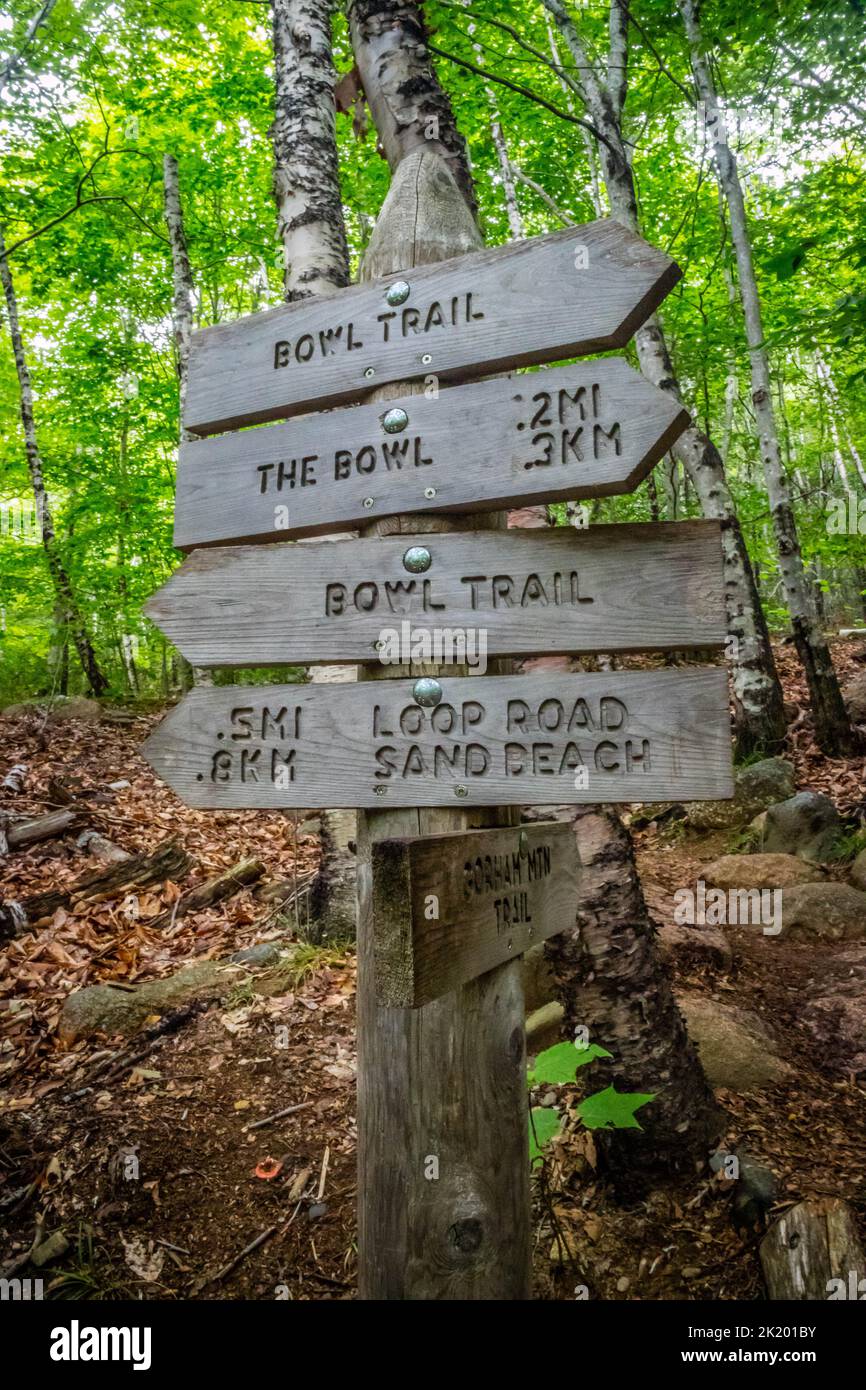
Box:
355, 149, 530, 1299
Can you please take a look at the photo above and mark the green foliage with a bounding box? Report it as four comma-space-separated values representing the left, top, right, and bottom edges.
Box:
527, 1040, 654, 1168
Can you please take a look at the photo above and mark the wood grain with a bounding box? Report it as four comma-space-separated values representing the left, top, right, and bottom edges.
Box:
174, 358, 689, 547
372, 822, 579, 1007
142, 667, 733, 810
183, 219, 681, 435
149, 520, 725, 665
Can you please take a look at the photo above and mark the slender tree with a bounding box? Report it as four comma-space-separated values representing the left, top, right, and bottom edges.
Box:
678, 0, 858, 756
541, 0, 786, 757
0, 228, 108, 697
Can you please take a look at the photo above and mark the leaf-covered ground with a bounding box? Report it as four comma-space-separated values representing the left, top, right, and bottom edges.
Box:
1, 643, 865, 1300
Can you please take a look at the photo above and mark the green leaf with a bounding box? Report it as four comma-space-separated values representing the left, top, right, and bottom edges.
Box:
528, 1106, 561, 1168
528, 1041, 612, 1087
576, 1086, 656, 1131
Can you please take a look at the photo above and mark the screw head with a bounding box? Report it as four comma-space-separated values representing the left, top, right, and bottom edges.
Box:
423, 486, 436, 500
383, 407, 409, 434
454, 785, 468, 798
403, 545, 431, 573
364, 366, 375, 379
374, 785, 387, 796
421, 353, 433, 365
413, 677, 443, 707
363, 497, 375, 509
386, 280, 411, 306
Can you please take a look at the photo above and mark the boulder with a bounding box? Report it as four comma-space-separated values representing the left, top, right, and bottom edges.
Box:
842, 671, 866, 723
849, 848, 866, 892
780, 882, 866, 942
2, 696, 102, 722
801, 945, 866, 1075
761, 792, 842, 862
687, 758, 796, 832
678, 995, 791, 1092
703, 853, 823, 892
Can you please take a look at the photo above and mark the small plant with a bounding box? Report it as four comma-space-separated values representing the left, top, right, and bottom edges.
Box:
527, 1040, 654, 1168
827, 826, 866, 863
47, 1226, 128, 1301
727, 824, 762, 854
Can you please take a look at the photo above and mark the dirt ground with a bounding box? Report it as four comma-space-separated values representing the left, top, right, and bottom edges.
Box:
2, 641, 865, 1300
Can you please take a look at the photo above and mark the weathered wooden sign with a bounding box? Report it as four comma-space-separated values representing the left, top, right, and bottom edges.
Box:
174, 358, 688, 547
372, 822, 579, 1008
142, 668, 733, 809
148, 520, 725, 666
183, 221, 680, 434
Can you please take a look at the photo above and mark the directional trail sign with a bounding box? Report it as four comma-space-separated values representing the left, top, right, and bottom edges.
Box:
174, 358, 688, 547
142, 668, 733, 810
148, 520, 725, 666
183, 221, 680, 434
372, 822, 580, 1008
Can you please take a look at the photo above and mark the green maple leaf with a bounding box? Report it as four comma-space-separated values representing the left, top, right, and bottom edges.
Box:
528, 1106, 561, 1168
576, 1086, 656, 1131
528, 1041, 612, 1088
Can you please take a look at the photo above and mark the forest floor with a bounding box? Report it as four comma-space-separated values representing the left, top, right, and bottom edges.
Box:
1, 640, 865, 1301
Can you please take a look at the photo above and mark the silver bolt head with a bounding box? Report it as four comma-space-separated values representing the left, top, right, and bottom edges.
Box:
386, 280, 411, 306
383, 407, 409, 434
363, 497, 375, 509
454, 785, 468, 798
374, 785, 387, 796
421, 353, 432, 365
423, 486, 436, 500
364, 366, 375, 379
413, 677, 443, 707
403, 545, 432, 573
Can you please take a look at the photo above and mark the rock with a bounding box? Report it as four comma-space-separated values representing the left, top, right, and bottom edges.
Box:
656, 922, 732, 972
704, 853, 823, 892
2, 696, 102, 722
687, 758, 796, 831
230, 942, 283, 967
678, 995, 791, 1092
760, 791, 842, 862
842, 671, 866, 723
849, 848, 866, 892
30, 1231, 70, 1267
801, 945, 866, 1074
780, 882, 866, 942
57, 961, 247, 1044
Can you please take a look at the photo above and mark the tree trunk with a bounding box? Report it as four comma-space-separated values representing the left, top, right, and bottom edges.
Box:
270, 0, 357, 941
0, 228, 108, 697
162, 153, 210, 692
678, 0, 857, 757
541, 0, 786, 758
272, 0, 350, 300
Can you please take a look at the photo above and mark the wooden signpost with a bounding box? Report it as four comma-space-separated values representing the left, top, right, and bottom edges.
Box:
372, 823, 579, 1008
142, 668, 732, 809
174, 358, 688, 547
148, 520, 726, 665
183, 220, 680, 434
145, 188, 734, 1302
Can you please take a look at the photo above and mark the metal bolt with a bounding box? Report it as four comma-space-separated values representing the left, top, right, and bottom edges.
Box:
423, 486, 436, 500
383, 407, 409, 434
421, 353, 432, 365
454, 785, 468, 798
403, 545, 432, 574
374, 785, 387, 796
363, 497, 374, 509
413, 677, 442, 707
364, 367, 375, 379
386, 280, 411, 306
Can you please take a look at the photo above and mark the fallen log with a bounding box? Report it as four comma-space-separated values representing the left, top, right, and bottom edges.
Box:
76, 829, 131, 864
2, 764, 27, 793
760, 1197, 866, 1300
0, 838, 193, 940
3, 808, 81, 852
151, 857, 264, 927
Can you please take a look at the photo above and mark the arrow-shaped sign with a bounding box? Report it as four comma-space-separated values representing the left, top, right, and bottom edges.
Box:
147, 521, 725, 666
142, 669, 733, 810
174, 358, 688, 548
183, 220, 680, 435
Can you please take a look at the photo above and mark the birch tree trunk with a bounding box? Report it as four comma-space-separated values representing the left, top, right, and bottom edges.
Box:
0, 228, 108, 697
678, 0, 857, 757
272, 0, 349, 300
271, 0, 356, 939
352, 0, 721, 1186
542, 0, 786, 758
162, 153, 211, 692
